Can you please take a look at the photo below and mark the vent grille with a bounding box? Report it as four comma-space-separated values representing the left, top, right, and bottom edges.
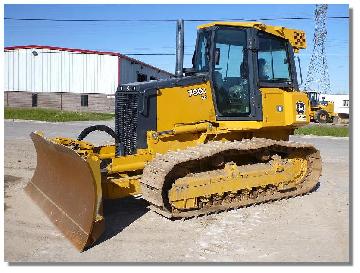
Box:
115, 90, 139, 155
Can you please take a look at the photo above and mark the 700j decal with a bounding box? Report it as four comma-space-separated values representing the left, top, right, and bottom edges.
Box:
187, 87, 207, 100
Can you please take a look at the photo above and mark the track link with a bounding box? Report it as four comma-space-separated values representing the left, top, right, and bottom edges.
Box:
140, 138, 322, 218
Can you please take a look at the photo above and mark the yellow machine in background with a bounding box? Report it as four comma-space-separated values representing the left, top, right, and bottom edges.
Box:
307, 91, 335, 123
26, 20, 322, 251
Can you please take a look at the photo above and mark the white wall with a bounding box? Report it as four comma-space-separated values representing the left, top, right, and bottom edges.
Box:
4, 48, 119, 94
120, 57, 172, 84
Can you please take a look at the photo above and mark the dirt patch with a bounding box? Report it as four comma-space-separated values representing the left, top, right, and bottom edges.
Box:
4, 204, 10, 211
4, 121, 350, 262
5, 175, 21, 182
4, 175, 21, 189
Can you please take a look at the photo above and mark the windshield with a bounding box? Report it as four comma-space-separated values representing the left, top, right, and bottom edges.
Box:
212, 28, 250, 117
257, 32, 291, 82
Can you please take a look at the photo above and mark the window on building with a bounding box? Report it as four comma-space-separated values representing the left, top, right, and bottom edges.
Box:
32, 94, 38, 107
150, 76, 158, 81
81, 94, 89, 107
137, 73, 148, 82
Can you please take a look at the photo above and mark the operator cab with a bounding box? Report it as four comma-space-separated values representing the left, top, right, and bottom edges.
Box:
307, 91, 319, 107
307, 91, 328, 107
192, 23, 299, 120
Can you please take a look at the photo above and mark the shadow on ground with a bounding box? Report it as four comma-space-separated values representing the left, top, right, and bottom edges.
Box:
89, 197, 150, 249
4, 175, 22, 211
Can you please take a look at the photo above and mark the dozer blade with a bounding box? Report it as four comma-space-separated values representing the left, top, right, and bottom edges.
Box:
25, 132, 105, 251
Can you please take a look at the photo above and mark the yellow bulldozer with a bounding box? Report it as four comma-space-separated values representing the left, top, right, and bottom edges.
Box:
25, 20, 322, 251
307, 91, 335, 123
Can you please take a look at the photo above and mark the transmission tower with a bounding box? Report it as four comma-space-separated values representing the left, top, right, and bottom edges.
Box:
304, 4, 331, 94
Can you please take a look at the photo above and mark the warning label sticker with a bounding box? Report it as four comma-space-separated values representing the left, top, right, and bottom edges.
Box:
296, 114, 307, 122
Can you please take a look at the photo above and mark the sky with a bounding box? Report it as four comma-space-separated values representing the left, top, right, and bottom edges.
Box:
4, 4, 349, 94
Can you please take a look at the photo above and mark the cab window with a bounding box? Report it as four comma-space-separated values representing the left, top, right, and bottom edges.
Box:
194, 30, 211, 72
258, 32, 291, 82
213, 28, 250, 117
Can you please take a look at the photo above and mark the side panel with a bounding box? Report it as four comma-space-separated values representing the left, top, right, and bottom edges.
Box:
261, 88, 310, 126
261, 89, 285, 125
283, 90, 311, 125
321, 103, 335, 116
157, 81, 216, 131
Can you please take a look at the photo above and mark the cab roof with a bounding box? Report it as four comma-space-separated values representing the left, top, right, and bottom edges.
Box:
197, 22, 306, 51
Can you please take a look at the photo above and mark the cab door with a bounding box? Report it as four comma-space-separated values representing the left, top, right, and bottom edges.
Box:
211, 27, 262, 121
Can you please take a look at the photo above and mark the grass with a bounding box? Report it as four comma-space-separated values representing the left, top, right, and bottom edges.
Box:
4, 107, 114, 122
5, 107, 349, 136
294, 124, 349, 137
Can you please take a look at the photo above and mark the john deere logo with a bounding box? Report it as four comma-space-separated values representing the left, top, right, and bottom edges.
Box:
296, 101, 305, 114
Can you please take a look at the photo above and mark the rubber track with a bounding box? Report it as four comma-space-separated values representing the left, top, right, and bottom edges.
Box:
140, 138, 322, 218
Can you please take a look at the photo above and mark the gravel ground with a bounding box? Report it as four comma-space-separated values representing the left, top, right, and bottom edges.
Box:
4, 120, 350, 263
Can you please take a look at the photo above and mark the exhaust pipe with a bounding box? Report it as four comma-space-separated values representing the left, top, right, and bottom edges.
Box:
175, 19, 184, 78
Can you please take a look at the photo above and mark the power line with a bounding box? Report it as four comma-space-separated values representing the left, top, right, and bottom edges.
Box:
92, 52, 193, 56
4, 17, 175, 22
4, 16, 349, 22
2, 49, 193, 56
123, 53, 193, 56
